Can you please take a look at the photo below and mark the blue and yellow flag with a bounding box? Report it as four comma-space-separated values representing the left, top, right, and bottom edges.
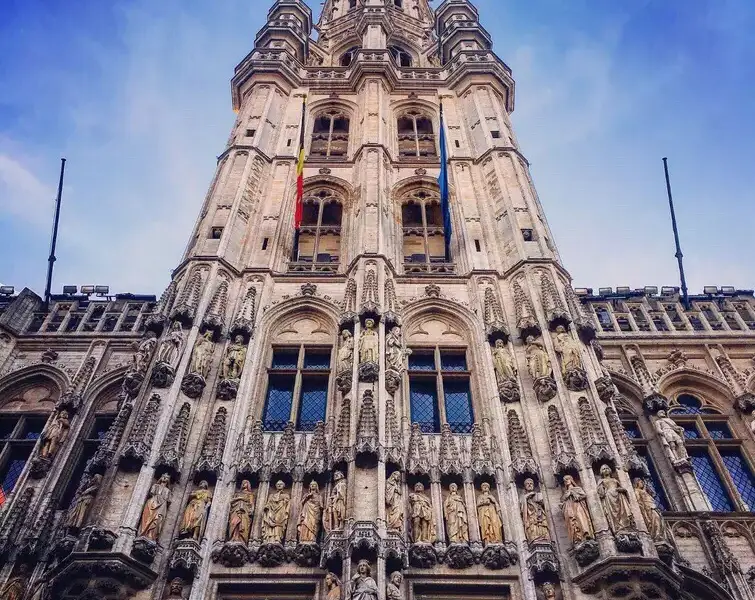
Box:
438, 104, 452, 260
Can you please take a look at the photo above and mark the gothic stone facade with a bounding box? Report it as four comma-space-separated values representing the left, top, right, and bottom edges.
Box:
0, 1, 754, 599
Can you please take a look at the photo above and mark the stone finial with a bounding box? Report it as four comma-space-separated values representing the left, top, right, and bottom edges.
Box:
331, 398, 352, 465
360, 266, 380, 317
384, 395, 403, 465
564, 285, 597, 342
238, 420, 265, 476
122, 393, 162, 467
171, 269, 204, 325
605, 406, 648, 476
629, 352, 668, 412
202, 279, 230, 336
156, 402, 192, 475
507, 410, 538, 481
438, 423, 462, 475
145, 280, 178, 333
230, 285, 257, 340
577, 398, 613, 465
483, 286, 509, 339
356, 390, 379, 455
539, 272, 570, 329
342, 277, 358, 315
470, 423, 494, 475
546, 405, 578, 476
304, 421, 328, 473
713, 349, 755, 412
271, 422, 296, 473
89, 401, 133, 472
58, 356, 97, 412
407, 423, 431, 475
512, 279, 540, 339
194, 407, 228, 478
384, 268, 400, 325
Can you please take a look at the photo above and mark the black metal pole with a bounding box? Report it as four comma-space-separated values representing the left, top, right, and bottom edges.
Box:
662, 157, 690, 310
44, 158, 66, 310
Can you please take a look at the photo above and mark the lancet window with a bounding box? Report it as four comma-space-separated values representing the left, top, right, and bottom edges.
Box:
262, 346, 332, 432
389, 45, 412, 67
294, 187, 343, 272
407, 347, 473, 434
397, 109, 437, 159
401, 187, 447, 271
310, 109, 350, 158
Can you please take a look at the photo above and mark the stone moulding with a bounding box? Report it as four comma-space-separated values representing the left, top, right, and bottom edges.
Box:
211, 540, 252, 567
170, 538, 202, 579
480, 542, 518, 570
445, 543, 474, 569
132, 537, 159, 564
409, 542, 437, 568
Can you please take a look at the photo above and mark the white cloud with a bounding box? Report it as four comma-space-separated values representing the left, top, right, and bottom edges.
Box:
0, 154, 55, 226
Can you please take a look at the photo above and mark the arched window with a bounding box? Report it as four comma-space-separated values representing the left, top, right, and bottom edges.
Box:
389, 45, 412, 67
401, 188, 448, 271
668, 393, 755, 512
311, 109, 350, 158
293, 187, 343, 272
397, 109, 436, 158
340, 46, 360, 67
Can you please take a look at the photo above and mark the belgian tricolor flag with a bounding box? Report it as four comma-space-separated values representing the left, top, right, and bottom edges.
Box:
294, 95, 307, 233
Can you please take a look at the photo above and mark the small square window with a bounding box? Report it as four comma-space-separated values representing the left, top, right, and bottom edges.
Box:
287, 139, 292, 147
454, 140, 460, 148
521, 229, 533, 241
491, 130, 501, 139
210, 227, 224, 240
245, 129, 256, 138
262, 237, 269, 250
474, 239, 481, 252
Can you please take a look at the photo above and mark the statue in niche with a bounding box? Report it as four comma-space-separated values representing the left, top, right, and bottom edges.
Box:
157, 321, 185, 366
324, 470, 347, 532
262, 480, 291, 544
349, 560, 378, 600
560, 475, 594, 545
166, 578, 184, 600
540, 583, 557, 600
190, 331, 215, 378
553, 326, 583, 374
597, 465, 635, 534
654, 410, 689, 464
492, 339, 517, 381
359, 319, 379, 365
179, 480, 213, 541
227, 480, 255, 544
39, 410, 70, 460
525, 335, 552, 380
408, 482, 435, 543
633, 478, 669, 543
386, 572, 403, 600
337, 330, 354, 374
386, 326, 410, 372
0, 564, 29, 600
138, 473, 172, 541
221, 335, 247, 380
477, 482, 504, 544
520, 478, 549, 544
65, 473, 102, 531
297, 480, 323, 543
443, 483, 469, 543
386, 471, 404, 532
131, 331, 157, 373
325, 572, 342, 600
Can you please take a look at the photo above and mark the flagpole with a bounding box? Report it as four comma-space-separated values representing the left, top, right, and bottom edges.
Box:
44, 158, 67, 311
662, 157, 690, 310
293, 95, 307, 262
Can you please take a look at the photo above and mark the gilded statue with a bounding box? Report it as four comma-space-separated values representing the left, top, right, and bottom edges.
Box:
179, 480, 212, 541
324, 470, 347, 532
157, 321, 184, 366
560, 475, 594, 545
597, 465, 635, 534
553, 326, 583, 375
227, 480, 255, 544
477, 482, 504, 544
39, 410, 70, 460
386, 471, 404, 532
221, 335, 247, 380
350, 560, 378, 600
190, 331, 215, 378
65, 473, 102, 531
409, 482, 435, 543
654, 410, 688, 463
261, 480, 291, 544
138, 473, 172, 541
633, 478, 668, 543
359, 319, 379, 364
525, 335, 552, 380
492, 339, 517, 382
0, 565, 28, 600
386, 572, 403, 600
297, 480, 323, 543
443, 483, 469, 543
325, 572, 342, 600
337, 330, 354, 374
520, 478, 549, 544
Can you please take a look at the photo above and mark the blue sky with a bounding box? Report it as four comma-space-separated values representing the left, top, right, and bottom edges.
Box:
1, 0, 753, 296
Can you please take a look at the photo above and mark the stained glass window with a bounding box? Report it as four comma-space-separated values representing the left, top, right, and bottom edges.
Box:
263, 376, 294, 431
721, 451, 755, 511
409, 354, 435, 371
680, 423, 700, 439
673, 394, 703, 414
444, 380, 473, 433
22, 418, 45, 440
272, 350, 299, 370
297, 377, 328, 432
303, 350, 330, 370
410, 379, 439, 433
622, 421, 642, 439
705, 422, 733, 440
440, 353, 467, 372
0, 450, 31, 503
690, 450, 733, 511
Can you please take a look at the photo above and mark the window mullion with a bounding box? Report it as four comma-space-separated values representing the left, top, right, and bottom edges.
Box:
10, 417, 24, 440
435, 347, 447, 427
290, 346, 306, 424
421, 201, 430, 266
413, 116, 420, 157
313, 201, 324, 267
327, 116, 334, 157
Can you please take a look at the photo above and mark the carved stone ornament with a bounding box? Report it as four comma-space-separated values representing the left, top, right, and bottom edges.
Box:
654, 410, 691, 473
425, 284, 441, 298
565, 285, 597, 342
356, 390, 379, 456
0, 486, 33, 557
271, 422, 296, 473
512, 279, 541, 338
438, 424, 462, 475
257, 542, 286, 567
171, 269, 204, 325
526, 541, 560, 579
331, 400, 352, 465
236, 419, 264, 476
409, 542, 438, 568
41, 348, 59, 364
629, 353, 669, 413
539, 272, 571, 329
335, 329, 354, 394
170, 538, 203, 578
304, 421, 329, 473
577, 398, 613, 465
230, 284, 257, 339
151, 361, 176, 389
605, 407, 648, 476
491, 339, 519, 403
483, 286, 509, 340
480, 543, 517, 570
193, 408, 227, 478
89, 402, 132, 472
181, 372, 207, 399
358, 319, 379, 382
445, 543, 474, 569
546, 405, 579, 476
507, 410, 538, 481
360, 266, 381, 317
212, 540, 252, 567
573, 538, 600, 567
340, 278, 358, 326
156, 402, 191, 474
292, 541, 322, 567
384, 396, 403, 465
525, 336, 557, 402
132, 536, 158, 564
301, 282, 317, 297
201, 279, 229, 335
384, 268, 401, 326
146, 280, 177, 334
596, 464, 640, 552
407, 423, 431, 475
594, 374, 617, 403
470, 423, 495, 475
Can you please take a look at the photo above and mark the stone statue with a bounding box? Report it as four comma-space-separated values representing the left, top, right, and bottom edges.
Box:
0, 565, 28, 600
409, 482, 435, 543
553, 325, 583, 375
297, 480, 323, 543
349, 560, 378, 600
596, 465, 635, 534
751, 409, 755, 439
477, 482, 504, 544
65, 473, 102, 531
179, 480, 212, 541
227, 480, 255, 544
166, 578, 184, 599
220, 335, 247, 380
492, 339, 517, 381
324, 470, 347, 532
633, 478, 668, 543
520, 478, 549, 544
560, 475, 594, 545
443, 483, 469, 543
157, 321, 184, 366
540, 583, 557, 600
337, 330, 354, 374
132, 332, 157, 373
325, 572, 342, 600
190, 331, 215, 378
261, 480, 291, 544
386, 326, 409, 372
39, 410, 70, 459
386, 572, 403, 600
654, 410, 688, 463
386, 471, 404, 532
359, 319, 379, 364
138, 473, 172, 541
525, 335, 552, 380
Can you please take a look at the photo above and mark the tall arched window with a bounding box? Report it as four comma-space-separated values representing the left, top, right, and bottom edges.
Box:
401, 188, 448, 272
389, 45, 412, 67
340, 46, 360, 67
293, 187, 343, 272
397, 109, 437, 158
311, 109, 350, 158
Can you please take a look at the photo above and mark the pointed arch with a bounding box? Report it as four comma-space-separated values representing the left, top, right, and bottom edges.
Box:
0, 364, 69, 409
658, 369, 734, 414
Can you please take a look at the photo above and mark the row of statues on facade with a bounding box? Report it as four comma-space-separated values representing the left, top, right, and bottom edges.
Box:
324, 562, 402, 600
336, 322, 409, 373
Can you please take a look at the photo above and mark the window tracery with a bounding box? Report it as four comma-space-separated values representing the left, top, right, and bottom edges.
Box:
400, 186, 448, 272
311, 108, 350, 158
397, 109, 437, 159
389, 45, 412, 67
339, 46, 360, 67
293, 187, 343, 272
